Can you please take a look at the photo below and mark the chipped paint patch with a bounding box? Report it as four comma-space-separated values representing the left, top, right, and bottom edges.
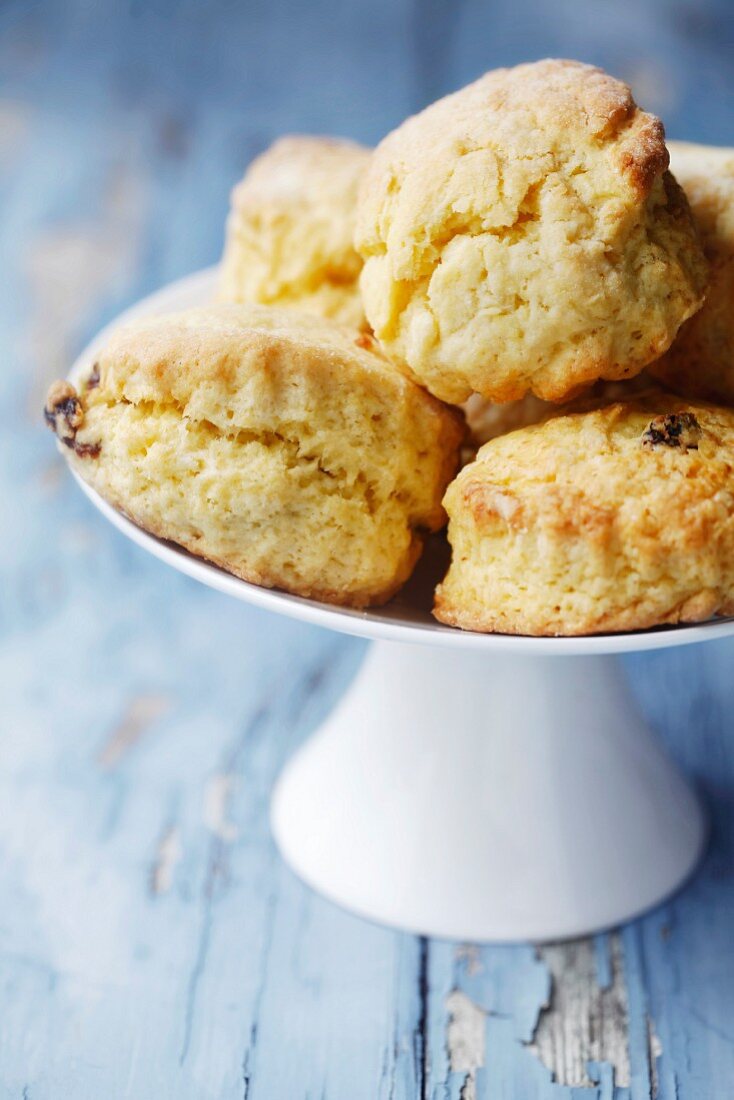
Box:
527, 934, 631, 1088
648, 1013, 662, 1098
37, 458, 64, 494
446, 989, 486, 1100
60, 521, 99, 554
202, 774, 239, 842
0, 99, 31, 169
455, 943, 483, 977
149, 826, 182, 896
98, 693, 169, 769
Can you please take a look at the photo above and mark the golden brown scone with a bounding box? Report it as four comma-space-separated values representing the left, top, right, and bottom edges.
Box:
649, 142, 734, 405
435, 393, 734, 636
220, 136, 371, 329
45, 305, 464, 608
356, 59, 708, 404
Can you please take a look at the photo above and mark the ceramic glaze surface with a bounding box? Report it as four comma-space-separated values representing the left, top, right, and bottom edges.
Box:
272, 644, 707, 941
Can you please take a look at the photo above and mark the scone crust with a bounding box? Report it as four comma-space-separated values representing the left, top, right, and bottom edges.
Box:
47, 304, 464, 608
462, 373, 658, 451
435, 393, 734, 635
356, 59, 708, 404
220, 136, 371, 330
650, 141, 734, 406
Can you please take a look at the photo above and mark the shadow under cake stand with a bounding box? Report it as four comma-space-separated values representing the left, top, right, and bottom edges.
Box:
69, 269, 734, 943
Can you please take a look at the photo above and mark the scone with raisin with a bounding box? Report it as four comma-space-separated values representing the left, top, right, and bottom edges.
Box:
650, 142, 734, 406
45, 305, 464, 608
220, 136, 371, 329
356, 59, 707, 404
435, 393, 734, 635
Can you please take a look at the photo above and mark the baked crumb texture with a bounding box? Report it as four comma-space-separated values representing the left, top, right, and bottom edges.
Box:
46, 304, 464, 608
435, 393, 734, 635
356, 59, 708, 404
650, 141, 734, 406
220, 136, 372, 330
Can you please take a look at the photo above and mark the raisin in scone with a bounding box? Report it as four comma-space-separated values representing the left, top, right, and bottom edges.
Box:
650, 142, 734, 406
220, 136, 371, 330
45, 305, 464, 608
356, 59, 708, 404
435, 394, 734, 635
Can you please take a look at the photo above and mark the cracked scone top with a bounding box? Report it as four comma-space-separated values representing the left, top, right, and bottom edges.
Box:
355, 59, 708, 404
434, 394, 734, 636
220, 136, 371, 330
45, 304, 464, 608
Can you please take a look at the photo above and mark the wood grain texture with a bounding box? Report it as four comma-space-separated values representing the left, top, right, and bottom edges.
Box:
2, 0, 734, 1096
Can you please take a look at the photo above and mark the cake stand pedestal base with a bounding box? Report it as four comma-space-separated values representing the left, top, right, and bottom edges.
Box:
69, 266, 719, 944
271, 640, 706, 942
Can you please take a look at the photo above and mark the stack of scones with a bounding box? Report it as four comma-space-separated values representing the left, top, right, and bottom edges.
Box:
46, 60, 734, 635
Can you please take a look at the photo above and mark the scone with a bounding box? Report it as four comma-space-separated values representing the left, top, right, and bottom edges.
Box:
220, 136, 371, 330
649, 142, 734, 405
462, 374, 658, 450
356, 59, 708, 404
45, 305, 464, 608
435, 393, 734, 635
462, 392, 554, 450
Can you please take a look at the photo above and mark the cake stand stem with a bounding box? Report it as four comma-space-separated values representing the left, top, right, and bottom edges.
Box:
271, 640, 706, 941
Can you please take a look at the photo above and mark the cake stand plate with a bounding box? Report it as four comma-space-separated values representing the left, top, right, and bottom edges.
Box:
68, 269, 734, 942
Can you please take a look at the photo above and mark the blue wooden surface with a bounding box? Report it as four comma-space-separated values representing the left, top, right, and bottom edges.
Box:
3, 1, 734, 1096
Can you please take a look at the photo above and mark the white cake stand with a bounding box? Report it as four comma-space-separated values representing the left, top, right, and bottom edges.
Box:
68, 270, 734, 942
